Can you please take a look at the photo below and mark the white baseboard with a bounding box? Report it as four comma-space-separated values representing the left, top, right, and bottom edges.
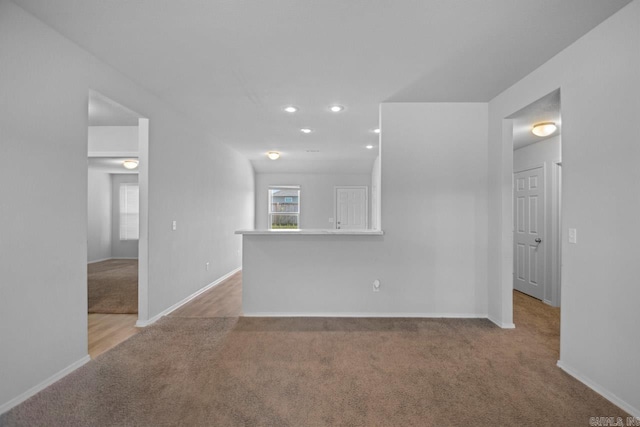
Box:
557, 360, 639, 417
136, 267, 241, 327
88, 257, 112, 264
88, 257, 139, 264
0, 355, 91, 415
243, 312, 488, 318
487, 315, 516, 329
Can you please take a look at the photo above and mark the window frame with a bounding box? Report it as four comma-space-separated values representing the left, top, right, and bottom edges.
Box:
119, 182, 140, 241
268, 185, 301, 230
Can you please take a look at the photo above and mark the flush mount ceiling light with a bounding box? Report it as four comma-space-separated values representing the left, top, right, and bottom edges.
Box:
373, 128, 380, 134
366, 145, 374, 150
283, 105, 298, 113
122, 159, 139, 169
531, 122, 557, 137
300, 128, 313, 134
329, 104, 344, 113
267, 151, 280, 160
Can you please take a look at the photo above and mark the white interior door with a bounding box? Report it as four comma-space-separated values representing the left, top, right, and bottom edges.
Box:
335, 187, 368, 230
514, 166, 545, 300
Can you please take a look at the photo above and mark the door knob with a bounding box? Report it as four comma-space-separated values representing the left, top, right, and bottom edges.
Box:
535, 238, 542, 243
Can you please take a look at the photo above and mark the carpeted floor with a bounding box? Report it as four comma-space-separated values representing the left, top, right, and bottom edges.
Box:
88, 259, 138, 314
0, 291, 628, 426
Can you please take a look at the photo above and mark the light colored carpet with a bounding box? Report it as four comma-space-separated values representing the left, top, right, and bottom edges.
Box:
88, 259, 138, 314
0, 292, 628, 426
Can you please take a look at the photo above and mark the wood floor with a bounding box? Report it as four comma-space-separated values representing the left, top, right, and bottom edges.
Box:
88, 271, 243, 358
88, 313, 139, 358
169, 271, 242, 318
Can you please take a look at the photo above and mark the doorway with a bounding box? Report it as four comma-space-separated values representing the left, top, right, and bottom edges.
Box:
509, 89, 562, 307
335, 186, 368, 230
87, 91, 149, 357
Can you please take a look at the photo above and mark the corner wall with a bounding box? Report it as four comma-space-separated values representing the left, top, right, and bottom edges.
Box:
0, 0, 254, 412
243, 103, 488, 316
487, 0, 640, 415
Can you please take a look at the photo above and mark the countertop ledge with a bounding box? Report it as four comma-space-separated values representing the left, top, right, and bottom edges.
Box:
235, 229, 384, 236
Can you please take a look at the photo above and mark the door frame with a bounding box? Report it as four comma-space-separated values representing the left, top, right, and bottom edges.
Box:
86, 89, 150, 326
136, 118, 150, 323
334, 186, 369, 230
550, 160, 562, 307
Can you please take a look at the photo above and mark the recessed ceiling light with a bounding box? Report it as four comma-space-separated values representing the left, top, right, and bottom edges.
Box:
329, 105, 344, 113
366, 145, 374, 150
283, 106, 298, 113
300, 128, 313, 134
122, 159, 139, 169
531, 122, 557, 137
373, 128, 380, 134
267, 151, 280, 160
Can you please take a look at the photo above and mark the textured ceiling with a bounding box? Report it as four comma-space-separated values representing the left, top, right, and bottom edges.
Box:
15, 0, 631, 173
510, 89, 561, 150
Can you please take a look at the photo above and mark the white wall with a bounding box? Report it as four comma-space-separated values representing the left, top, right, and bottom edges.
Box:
0, 0, 254, 412
513, 136, 561, 305
87, 169, 112, 262
513, 136, 561, 172
88, 126, 138, 155
488, 0, 640, 415
243, 103, 488, 317
371, 155, 381, 230
255, 173, 371, 229
111, 174, 139, 259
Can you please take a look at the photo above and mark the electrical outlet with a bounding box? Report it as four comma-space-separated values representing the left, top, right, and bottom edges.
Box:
172, 220, 177, 231
206, 262, 210, 271
569, 228, 577, 244
373, 279, 381, 292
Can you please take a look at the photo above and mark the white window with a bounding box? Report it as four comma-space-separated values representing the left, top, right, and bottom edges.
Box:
119, 183, 139, 240
268, 186, 300, 229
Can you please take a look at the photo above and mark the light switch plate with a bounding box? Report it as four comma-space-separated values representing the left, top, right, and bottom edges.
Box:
569, 228, 577, 244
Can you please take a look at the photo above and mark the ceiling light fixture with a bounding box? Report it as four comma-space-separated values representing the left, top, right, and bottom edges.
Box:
531, 122, 557, 137
283, 106, 298, 113
122, 159, 139, 169
366, 145, 374, 150
373, 128, 380, 134
329, 105, 344, 113
267, 151, 280, 160
300, 128, 313, 134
